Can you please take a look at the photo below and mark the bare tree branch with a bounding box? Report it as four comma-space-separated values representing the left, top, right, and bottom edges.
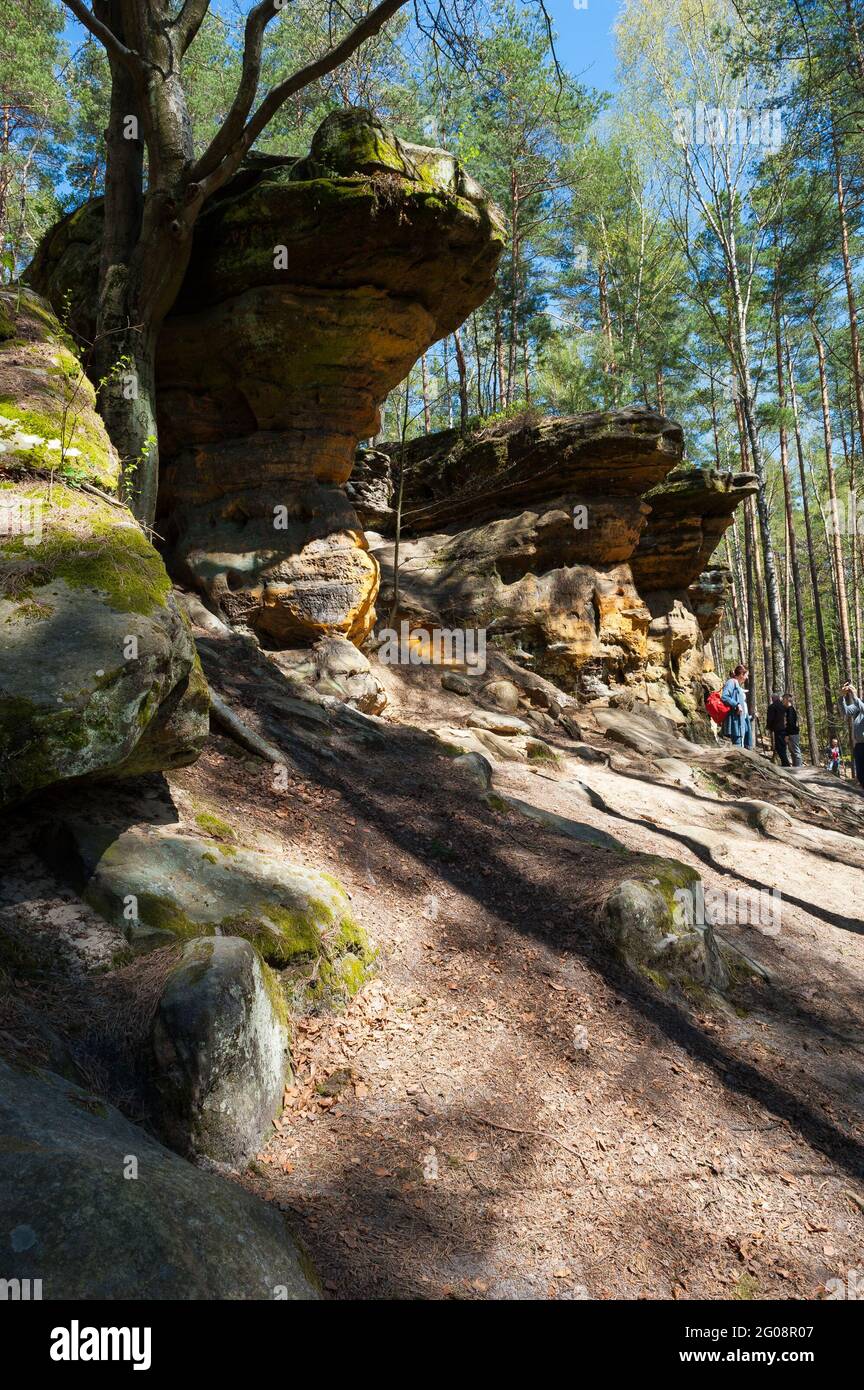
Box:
189, 0, 279, 181
171, 0, 215, 56
194, 0, 410, 193
61, 0, 145, 72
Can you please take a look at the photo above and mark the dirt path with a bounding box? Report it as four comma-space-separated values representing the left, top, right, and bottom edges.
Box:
7, 638, 862, 1300
171, 658, 864, 1300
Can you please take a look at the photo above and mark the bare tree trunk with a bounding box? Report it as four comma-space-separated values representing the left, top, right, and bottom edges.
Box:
442, 339, 453, 429
472, 312, 484, 415
711, 388, 747, 659
734, 399, 759, 719
776, 312, 818, 761
453, 327, 469, 437
420, 352, 431, 434
751, 500, 773, 708
849, 448, 864, 689
787, 338, 837, 741
494, 304, 505, 411
745, 502, 758, 721
725, 532, 747, 659
834, 134, 864, 465
507, 172, 520, 407
814, 327, 854, 680
783, 510, 791, 647
599, 260, 614, 380
725, 232, 786, 689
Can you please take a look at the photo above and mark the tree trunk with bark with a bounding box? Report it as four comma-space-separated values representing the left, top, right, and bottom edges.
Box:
453, 327, 469, 436
420, 352, 431, 434
786, 338, 837, 741
814, 326, 854, 681
775, 312, 818, 761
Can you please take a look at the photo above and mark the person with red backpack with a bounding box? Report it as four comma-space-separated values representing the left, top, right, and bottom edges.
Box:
708, 664, 751, 748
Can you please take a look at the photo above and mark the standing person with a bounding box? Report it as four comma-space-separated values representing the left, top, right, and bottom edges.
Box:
782, 693, 803, 767
826, 737, 841, 775
839, 681, 864, 788
742, 674, 754, 749
721, 665, 750, 748
766, 691, 790, 767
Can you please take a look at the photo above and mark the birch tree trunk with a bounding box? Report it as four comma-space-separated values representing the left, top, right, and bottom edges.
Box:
453, 327, 469, 437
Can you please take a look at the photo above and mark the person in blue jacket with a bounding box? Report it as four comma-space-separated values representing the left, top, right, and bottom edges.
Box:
721, 664, 752, 748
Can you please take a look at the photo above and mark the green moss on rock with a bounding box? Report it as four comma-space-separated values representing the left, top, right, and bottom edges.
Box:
194, 811, 236, 842
0, 487, 172, 616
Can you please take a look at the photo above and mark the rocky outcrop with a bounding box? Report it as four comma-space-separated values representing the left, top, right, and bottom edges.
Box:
268, 634, 386, 714
355, 408, 683, 536
363, 412, 756, 726
0, 289, 208, 808
28, 109, 505, 647
630, 463, 758, 592
0, 1057, 318, 1299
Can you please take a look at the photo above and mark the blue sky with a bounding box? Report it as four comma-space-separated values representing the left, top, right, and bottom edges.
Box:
542, 0, 622, 95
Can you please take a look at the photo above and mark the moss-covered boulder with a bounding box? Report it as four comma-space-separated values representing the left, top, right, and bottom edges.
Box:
0, 293, 208, 808
601, 855, 728, 993
148, 936, 290, 1167
47, 815, 375, 1010
28, 108, 505, 648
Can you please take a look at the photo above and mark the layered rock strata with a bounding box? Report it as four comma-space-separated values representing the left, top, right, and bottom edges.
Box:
360, 413, 756, 724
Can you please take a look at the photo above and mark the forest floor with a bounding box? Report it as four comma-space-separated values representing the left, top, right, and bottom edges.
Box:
4, 647, 864, 1300
195, 655, 864, 1301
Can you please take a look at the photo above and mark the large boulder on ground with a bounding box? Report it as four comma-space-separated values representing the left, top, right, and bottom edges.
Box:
148, 936, 290, 1167
47, 813, 375, 1008
28, 109, 505, 648
0, 289, 208, 808
601, 857, 728, 993
0, 1057, 318, 1299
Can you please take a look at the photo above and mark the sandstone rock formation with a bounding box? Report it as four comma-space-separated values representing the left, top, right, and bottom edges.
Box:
28, 109, 505, 646
360, 411, 756, 728
268, 634, 387, 714
0, 288, 208, 808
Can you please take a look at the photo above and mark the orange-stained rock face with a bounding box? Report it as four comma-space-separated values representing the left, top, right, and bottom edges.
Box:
27, 109, 505, 646
361, 411, 755, 729
150, 111, 504, 643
